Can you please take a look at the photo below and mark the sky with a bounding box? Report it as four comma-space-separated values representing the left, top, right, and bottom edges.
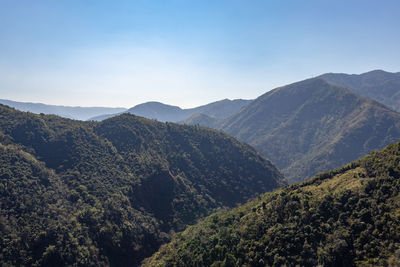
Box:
0, 0, 399, 108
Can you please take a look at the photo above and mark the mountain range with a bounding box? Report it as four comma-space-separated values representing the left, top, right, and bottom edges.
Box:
319, 69, 400, 112
182, 71, 400, 183
0, 99, 127, 120
89, 99, 251, 122
144, 140, 400, 266
2, 69, 400, 266
0, 104, 284, 266
218, 78, 400, 183
4, 70, 400, 125
4, 70, 400, 185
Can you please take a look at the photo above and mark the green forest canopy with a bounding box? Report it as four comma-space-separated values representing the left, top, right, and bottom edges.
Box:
0, 104, 284, 266
144, 141, 400, 267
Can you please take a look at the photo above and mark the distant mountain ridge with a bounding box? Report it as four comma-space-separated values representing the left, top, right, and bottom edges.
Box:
181, 113, 222, 128
222, 78, 400, 183
89, 99, 252, 122
0, 99, 127, 120
319, 70, 400, 112
185, 77, 400, 183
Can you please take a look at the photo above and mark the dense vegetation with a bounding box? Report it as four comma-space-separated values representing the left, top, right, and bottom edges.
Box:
144, 141, 400, 267
0, 104, 284, 266
320, 70, 400, 112
218, 78, 400, 183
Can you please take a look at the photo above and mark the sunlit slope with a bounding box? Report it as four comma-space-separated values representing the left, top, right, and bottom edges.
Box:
145, 141, 400, 266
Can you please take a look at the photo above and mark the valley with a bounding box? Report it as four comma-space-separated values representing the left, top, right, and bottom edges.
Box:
2, 71, 400, 267
2, 2, 399, 266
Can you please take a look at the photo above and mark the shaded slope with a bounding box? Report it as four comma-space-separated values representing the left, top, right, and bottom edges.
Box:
0, 99, 126, 120
221, 78, 400, 183
144, 141, 400, 267
0, 104, 284, 266
319, 70, 400, 112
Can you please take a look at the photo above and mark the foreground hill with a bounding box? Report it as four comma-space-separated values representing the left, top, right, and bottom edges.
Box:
220, 78, 400, 183
0, 99, 126, 120
319, 70, 400, 112
0, 104, 284, 266
144, 141, 400, 266
90, 99, 251, 122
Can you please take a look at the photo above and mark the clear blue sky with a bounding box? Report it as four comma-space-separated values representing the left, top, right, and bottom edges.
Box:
0, 0, 399, 108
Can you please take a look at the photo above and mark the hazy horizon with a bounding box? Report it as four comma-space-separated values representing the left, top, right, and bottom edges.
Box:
1, 69, 399, 110
1, 0, 399, 108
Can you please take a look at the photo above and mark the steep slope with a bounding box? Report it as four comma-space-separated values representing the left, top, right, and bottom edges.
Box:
0, 104, 284, 266
0, 99, 126, 120
319, 70, 400, 112
0, 144, 111, 266
89, 99, 251, 122
221, 78, 400, 183
144, 141, 400, 267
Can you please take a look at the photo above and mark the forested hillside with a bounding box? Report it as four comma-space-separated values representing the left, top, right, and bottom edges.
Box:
0, 104, 284, 266
220, 78, 400, 183
144, 141, 400, 267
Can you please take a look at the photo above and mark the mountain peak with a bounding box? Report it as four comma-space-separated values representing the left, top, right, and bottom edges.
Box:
362, 69, 390, 75
129, 101, 182, 110
221, 76, 400, 183
319, 69, 400, 112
